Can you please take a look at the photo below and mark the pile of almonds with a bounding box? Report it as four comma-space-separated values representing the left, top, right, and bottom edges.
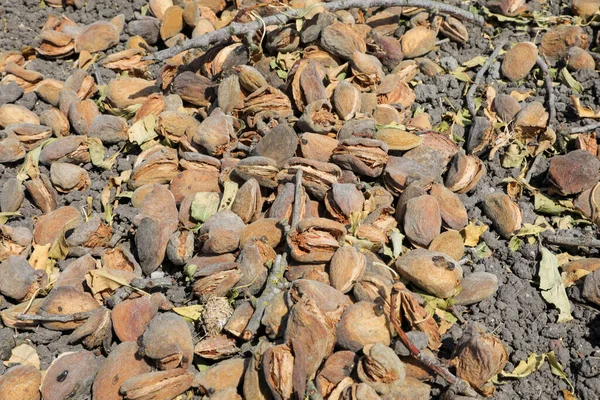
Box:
2, 0, 600, 398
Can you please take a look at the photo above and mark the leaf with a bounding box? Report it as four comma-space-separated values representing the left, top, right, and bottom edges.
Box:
481, 5, 530, 23
514, 223, 549, 237
500, 352, 546, 378
4, 344, 40, 369
140, 4, 149, 16
0, 211, 22, 224
562, 389, 578, 400
571, 95, 600, 119
539, 246, 573, 323
218, 181, 238, 211
450, 67, 471, 82
502, 142, 527, 169
88, 138, 118, 170
389, 229, 405, 259
173, 305, 203, 322
85, 267, 148, 297
562, 268, 591, 288
463, 55, 487, 69
48, 217, 81, 261
183, 264, 197, 281
17, 138, 55, 181
191, 192, 220, 223
547, 351, 575, 392
508, 236, 523, 252
534, 193, 574, 215
461, 222, 488, 247
510, 89, 534, 102
128, 115, 157, 145
560, 68, 583, 94
475, 242, 492, 258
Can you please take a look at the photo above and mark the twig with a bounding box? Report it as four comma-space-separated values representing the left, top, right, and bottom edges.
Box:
466, 39, 506, 118
525, 152, 544, 183
148, 0, 485, 61
543, 232, 600, 248
389, 284, 478, 398
536, 55, 556, 126
242, 254, 287, 340
291, 169, 303, 233
18, 310, 96, 322
106, 276, 175, 308
567, 121, 600, 134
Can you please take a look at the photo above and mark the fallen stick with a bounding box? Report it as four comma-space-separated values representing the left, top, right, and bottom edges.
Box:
466, 39, 506, 119
543, 232, 600, 248
389, 284, 478, 398
18, 310, 97, 322
291, 169, 303, 232
148, 0, 485, 61
567, 121, 600, 134
242, 254, 286, 340
536, 55, 556, 126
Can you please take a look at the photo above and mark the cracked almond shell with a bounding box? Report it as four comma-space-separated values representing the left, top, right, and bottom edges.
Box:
141, 312, 194, 370
120, 368, 194, 400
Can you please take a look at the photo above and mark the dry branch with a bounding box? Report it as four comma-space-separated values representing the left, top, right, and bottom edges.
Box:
536, 55, 556, 126
148, 0, 485, 61
466, 39, 506, 119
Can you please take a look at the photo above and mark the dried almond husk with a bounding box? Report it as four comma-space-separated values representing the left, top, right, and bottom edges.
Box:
39, 108, 70, 137
404, 195, 441, 247
401, 26, 437, 58
357, 343, 406, 395
0, 104, 40, 128
321, 22, 367, 60
130, 145, 179, 189
39, 135, 90, 166
383, 156, 436, 195
288, 218, 346, 263
195, 334, 239, 360
50, 162, 91, 193
24, 175, 58, 213
38, 285, 101, 330
324, 183, 365, 224
336, 301, 390, 352
120, 369, 194, 400
196, 357, 246, 395
329, 245, 367, 293
0, 365, 42, 400
482, 193, 522, 238
454, 323, 508, 396
502, 42, 538, 82
277, 157, 342, 200
444, 150, 486, 194
395, 249, 463, 298
106, 77, 160, 109
438, 16, 468, 43
41, 351, 99, 400
0, 255, 46, 302
140, 312, 194, 370
75, 21, 120, 53
540, 25, 589, 59
92, 342, 152, 400
0, 225, 31, 261
262, 344, 295, 399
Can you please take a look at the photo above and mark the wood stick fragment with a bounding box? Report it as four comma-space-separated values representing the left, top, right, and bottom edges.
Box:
148, 0, 485, 61
466, 39, 506, 119
291, 169, 303, 233
242, 254, 287, 340
543, 233, 600, 248
536, 55, 556, 126
18, 310, 97, 322
389, 284, 478, 398
567, 122, 600, 134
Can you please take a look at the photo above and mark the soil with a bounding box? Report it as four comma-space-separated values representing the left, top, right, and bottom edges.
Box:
2, 0, 600, 399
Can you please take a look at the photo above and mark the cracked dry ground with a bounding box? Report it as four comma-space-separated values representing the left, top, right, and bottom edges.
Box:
2, 0, 600, 399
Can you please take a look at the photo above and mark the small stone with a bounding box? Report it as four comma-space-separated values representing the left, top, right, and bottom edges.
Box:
1, 178, 25, 212
394, 331, 429, 356
0, 82, 24, 105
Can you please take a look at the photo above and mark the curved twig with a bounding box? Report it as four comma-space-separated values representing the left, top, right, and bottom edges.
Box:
536, 55, 556, 126
466, 39, 506, 118
148, 0, 485, 61
567, 121, 600, 134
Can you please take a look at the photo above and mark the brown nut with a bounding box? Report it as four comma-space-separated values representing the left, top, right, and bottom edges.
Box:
482, 193, 522, 238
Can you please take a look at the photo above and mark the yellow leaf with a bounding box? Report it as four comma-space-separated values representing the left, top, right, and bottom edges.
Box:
571, 95, 600, 119
85, 267, 141, 296
562, 269, 591, 288
510, 89, 534, 102
461, 222, 488, 247
0, 211, 22, 224
562, 389, 577, 400
4, 344, 40, 369
28, 243, 53, 278
172, 305, 204, 322
500, 352, 546, 379
48, 217, 81, 260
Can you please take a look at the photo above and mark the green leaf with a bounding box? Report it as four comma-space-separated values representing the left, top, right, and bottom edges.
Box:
546, 351, 574, 392
560, 68, 583, 94
17, 138, 55, 181
534, 193, 574, 215
475, 242, 492, 258
173, 305, 203, 322
183, 264, 197, 281
508, 236, 523, 252
502, 142, 527, 169
539, 246, 573, 323
500, 353, 546, 379
0, 212, 22, 224
128, 115, 157, 146
140, 4, 149, 16
191, 192, 220, 223
276, 69, 288, 79
463, 55, 488, 69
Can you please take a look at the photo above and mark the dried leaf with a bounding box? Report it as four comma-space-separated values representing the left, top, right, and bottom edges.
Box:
510, 90, 534, 102
218, 181, 238, 211
514, 223, 549, 237
128, 115, 158, 145
85, 267, 146, 296
547, 351, 574, 392
508, 236, 523, 252
475, 242, 492, 258
534, 193, 575, 215
571, 95, 600, 119
0, 211, 22, 224
173, 305, 203, 322
48, 217, 81, 260
4, 344, 40, 369
88, 137, 119, 170
499, 352, 546, 378
461, 222, 488, 246
463, 55, 487, 68
539, 246, 573, 323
